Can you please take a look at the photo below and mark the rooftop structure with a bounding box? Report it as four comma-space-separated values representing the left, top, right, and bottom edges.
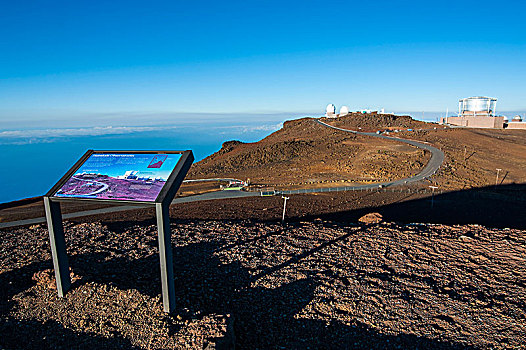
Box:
459, 96, 497, 117
507, 115, 526, 129
443, 96, 504, 128
443, 97, 526, 129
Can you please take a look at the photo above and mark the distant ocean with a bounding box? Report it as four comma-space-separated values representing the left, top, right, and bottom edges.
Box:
0, 118, 286, 203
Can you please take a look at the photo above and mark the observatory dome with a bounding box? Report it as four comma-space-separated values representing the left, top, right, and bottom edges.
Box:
512, 115, 523, 122
339, 106, 349, 116
325, 104, 336, 117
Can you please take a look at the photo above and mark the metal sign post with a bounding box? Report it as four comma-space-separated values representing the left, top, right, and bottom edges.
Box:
43, 197, 70, 297
156, 202, 176, 312
43, 150, 193, 313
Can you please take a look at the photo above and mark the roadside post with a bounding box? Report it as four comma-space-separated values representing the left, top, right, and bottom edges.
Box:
495, 168, 502, 188
429, 185, 438, 208
282, 196, 289, 223
43, 150, 193, 313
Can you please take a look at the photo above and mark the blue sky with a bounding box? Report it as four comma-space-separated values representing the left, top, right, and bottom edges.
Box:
1, 0, 525, 126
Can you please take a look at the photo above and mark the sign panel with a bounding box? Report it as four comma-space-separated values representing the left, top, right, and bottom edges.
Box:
44, 149, 194, 312
52, 152, 183, 202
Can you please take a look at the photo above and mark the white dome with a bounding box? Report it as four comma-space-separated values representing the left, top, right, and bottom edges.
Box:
326, 104, 336, 114
339, 106, 349, 116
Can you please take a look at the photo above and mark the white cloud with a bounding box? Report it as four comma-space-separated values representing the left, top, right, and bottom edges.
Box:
240, 122, 283, 133
0, 126, 175, 145
216, 122, 283, 135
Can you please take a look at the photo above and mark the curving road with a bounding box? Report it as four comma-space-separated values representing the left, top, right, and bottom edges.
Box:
183, 178, 243, 184
68, 176, 110, 196
0, 119, 444, 228
316, 120, 444, 187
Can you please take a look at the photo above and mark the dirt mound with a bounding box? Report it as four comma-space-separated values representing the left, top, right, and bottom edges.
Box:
394, 127, 526, 190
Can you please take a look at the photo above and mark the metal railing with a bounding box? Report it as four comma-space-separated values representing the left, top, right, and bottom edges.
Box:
260, 186, 445, 196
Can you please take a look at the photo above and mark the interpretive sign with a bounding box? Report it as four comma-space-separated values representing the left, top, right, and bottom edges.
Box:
48, 151, 188, 204
44, 150, 194, 313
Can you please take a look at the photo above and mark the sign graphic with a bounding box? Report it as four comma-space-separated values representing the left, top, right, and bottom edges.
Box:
53, 153, 182, 202
148, 155, 168, 168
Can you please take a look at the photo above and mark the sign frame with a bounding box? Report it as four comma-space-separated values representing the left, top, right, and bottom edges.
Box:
46, 150, 192, 205
43, 149, 194, 313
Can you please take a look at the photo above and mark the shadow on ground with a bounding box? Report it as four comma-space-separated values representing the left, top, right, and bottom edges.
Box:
2, 234, 475, 349
0, 261, 138, 349
309, 183, 526, 229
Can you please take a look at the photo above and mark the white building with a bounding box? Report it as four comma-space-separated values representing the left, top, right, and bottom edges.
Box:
325, 104, 336, 118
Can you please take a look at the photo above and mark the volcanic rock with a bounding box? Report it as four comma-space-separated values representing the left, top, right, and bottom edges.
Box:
358, 212, 383, 224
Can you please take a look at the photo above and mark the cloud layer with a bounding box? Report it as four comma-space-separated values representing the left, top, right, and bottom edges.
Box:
0, 122, 285, 145
0, 126, 174, 145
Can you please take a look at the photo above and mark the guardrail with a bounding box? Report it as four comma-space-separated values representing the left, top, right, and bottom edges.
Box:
259, 186, 445, 196
279, 187, 444, 195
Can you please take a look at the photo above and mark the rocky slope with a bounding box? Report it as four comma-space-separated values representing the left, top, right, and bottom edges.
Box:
328, 114, 526, 190
1, 211, 525, 349
188, 115, 430, 189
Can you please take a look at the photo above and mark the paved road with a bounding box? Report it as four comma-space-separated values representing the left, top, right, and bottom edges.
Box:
0, 119, 444, 229
70, 176, 110, 196
183, 178, 242, 184
316, 120, 444, 187
0, 191, 261, 229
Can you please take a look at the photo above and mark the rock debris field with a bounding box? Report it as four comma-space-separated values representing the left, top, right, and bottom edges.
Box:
1, 215, 525, 349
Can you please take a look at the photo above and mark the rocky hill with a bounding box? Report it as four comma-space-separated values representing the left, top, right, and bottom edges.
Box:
323, 114, 526, 191
323, 112, 428, 131
188, 115, 430, 189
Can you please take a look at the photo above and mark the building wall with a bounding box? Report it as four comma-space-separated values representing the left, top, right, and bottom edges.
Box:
507, 122, 526, 130
444, 116, 504, 129
461, 111, 493, 117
